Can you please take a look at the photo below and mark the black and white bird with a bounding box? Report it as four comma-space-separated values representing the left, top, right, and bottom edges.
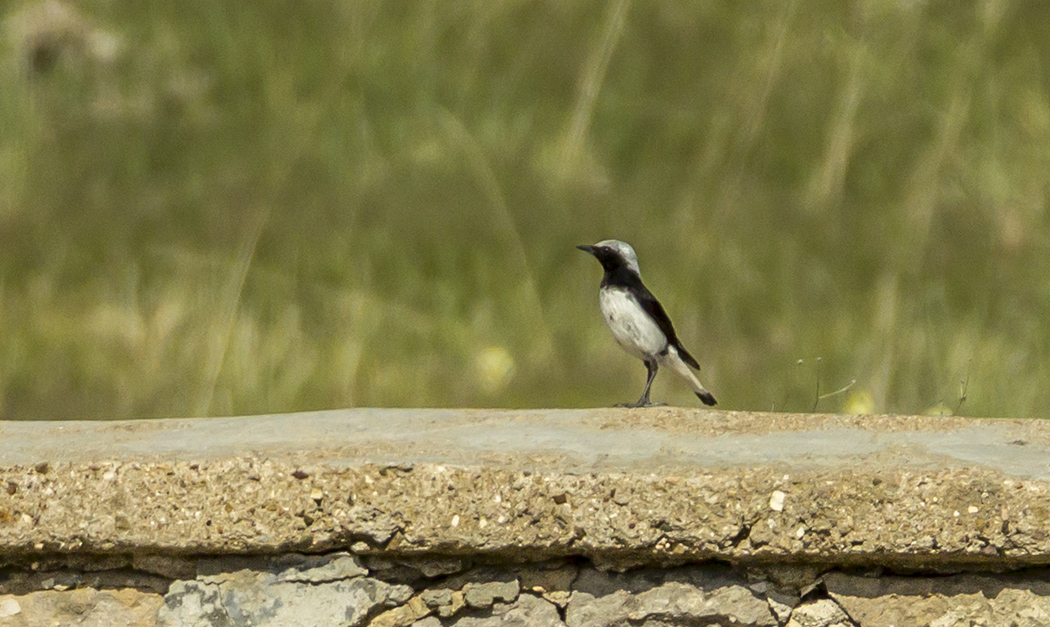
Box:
578, 239, 717, 407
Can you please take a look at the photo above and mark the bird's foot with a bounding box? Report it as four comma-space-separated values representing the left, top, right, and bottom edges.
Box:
615, 400, 666, 408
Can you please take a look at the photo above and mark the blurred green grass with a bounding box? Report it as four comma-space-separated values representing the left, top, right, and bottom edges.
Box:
2, 0, 1050, 419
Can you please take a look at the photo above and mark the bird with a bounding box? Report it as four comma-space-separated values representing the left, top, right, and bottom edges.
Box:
577, 239, 717, 407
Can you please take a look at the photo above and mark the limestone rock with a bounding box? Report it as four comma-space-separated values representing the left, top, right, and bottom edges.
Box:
825, 572, 1050, 627
159, 573, 412, 627
0, 588, 162, 627
275, 552, 369, 582
562, 567, 776, 625
766, 591, 797, 622
785, 599, 855, 627
421, 588, 453, 608
448, 594, 564, 626
566, 574, 776, 627
438, 591, 467, 618
464, 580, 520, 608
369, 595, 432, 627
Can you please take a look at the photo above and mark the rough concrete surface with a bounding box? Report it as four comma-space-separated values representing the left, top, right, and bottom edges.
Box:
4, 408, 1050, 625
2, 408, 1050, 569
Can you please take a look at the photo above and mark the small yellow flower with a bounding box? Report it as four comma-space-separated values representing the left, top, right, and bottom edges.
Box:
843, 389, 875, 414
476, 346, 515, 394
924, 402, 953, 416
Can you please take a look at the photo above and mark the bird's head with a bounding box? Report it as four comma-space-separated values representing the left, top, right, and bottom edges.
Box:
576, 239, 641, 276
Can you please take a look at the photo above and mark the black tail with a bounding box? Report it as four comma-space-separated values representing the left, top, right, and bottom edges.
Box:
696, 391, 717, 406
676, 344, 701, 370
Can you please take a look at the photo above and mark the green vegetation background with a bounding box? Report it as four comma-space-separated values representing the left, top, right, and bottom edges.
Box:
2, 0, 1049, 419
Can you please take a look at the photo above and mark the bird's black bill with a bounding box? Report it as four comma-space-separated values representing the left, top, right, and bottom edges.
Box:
576, 244, 596, 255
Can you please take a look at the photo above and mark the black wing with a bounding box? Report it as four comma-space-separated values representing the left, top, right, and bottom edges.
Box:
631, 279, 702, 370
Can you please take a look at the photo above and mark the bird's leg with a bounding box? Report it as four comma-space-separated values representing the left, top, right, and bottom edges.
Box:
637, 359, 665, 407
617, 359, 665, 408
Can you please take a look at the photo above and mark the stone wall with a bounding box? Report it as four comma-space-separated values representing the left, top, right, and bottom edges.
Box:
2, 408, 1050, 626
6, 550, 1050, 626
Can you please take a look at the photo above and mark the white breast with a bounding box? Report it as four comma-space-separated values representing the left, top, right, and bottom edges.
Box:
598, 287, 668, 360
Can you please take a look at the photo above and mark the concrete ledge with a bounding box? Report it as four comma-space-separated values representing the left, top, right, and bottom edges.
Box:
6, 409, 1050, 625
2, 409, 1049, 569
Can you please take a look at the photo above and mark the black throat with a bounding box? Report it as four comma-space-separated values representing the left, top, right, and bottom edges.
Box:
600, 264, 643, 291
